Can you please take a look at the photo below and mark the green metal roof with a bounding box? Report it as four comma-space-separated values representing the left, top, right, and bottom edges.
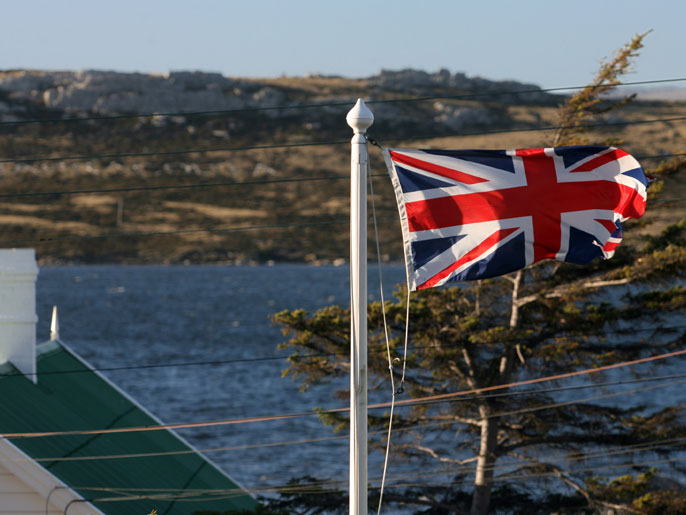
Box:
0, 340, 258, 515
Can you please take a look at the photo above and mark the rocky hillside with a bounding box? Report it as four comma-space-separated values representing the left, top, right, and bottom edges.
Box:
0, 69, 683, 264
0, 68, 553, 117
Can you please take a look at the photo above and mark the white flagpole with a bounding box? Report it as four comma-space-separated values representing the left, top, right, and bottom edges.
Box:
346, 98, 374, 515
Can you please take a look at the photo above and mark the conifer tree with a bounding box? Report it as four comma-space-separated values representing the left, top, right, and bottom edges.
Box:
273, 32, 686, 514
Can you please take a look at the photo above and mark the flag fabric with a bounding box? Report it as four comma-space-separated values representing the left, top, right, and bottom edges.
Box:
383, 146, 648, 291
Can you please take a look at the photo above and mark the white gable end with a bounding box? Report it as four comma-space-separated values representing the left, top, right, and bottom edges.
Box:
0, 439, 102, 515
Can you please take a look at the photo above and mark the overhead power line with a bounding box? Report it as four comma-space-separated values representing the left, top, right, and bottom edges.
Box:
0, 139, 349, 165
5, 178, 686, 244
0, 217, 356, 246
52, 442, 686, 500
50, 441, 686, 504
388, 115, 686, 146
368, 454, 686, 494
634, 152, 686, 161
2, 116, 685, 165
395, 435, 686, 489
388, 348, 686, 410
489, 454, 686, 485
0, 420, 446, 465
0, 150, 684, 200
21, 442, 686, 502
0, 174, 355, 199
1, 409, 682, 467
2, 77, 684, 126
0, 374, 681, 471
234, 450, 686, 497
2, 347, 684, 440
369, 77, 686, 106
0, 324, 681, 379
0, 381, 681, 495
328, 439, 686, 490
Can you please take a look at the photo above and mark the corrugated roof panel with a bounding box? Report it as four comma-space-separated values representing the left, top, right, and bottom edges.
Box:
0, 341, 258, 514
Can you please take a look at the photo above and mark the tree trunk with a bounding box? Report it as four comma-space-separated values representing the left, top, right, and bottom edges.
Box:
470, 413, 499, 515
470, 271, 523, 515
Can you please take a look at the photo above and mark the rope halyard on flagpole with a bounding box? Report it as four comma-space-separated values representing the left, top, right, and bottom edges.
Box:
368, 158, 394, 515
368, 141, 413, 513
368, 141, 412, 397
397, 287, 411, 395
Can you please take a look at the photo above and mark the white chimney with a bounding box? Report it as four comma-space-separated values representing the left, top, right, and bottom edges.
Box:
0, 249, 39, 382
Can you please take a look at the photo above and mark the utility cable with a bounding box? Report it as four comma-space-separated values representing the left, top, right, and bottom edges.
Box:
483, 377, 686, 422
491, 454, 686, 485
2, 347, 684, 439
5, 418, 680, 471
2, 167, 683, 246
12, 429, 684, 503
366, 445, 686, 490
0, 217, 354, 246
0, 174, 353, 199
4, 368, 686, 421
364, 454, 686, 492
16, 422, 686, 501
0, 139, 348, 165
0, 324, 682, 379
412, 371, 686, 405
0, 197, 681, 247
0, 151, 682, 200
83, 447, 686, 498
366, 437, 686, 489
368, 77, 686, 106
505, 436, 686, 471
0, 420, 448, 466
0, 172, 682, 204
2, 116, 685, 165
635, 151, 686, 161
651, 196, 686, 205
30, 437, 686, 501
383, 115, 686, 146
379, 435, 686, 488
198, 444, 686, 495
2, 76, 684, 127
0, 101, 357, 126
387, 347, 686, 410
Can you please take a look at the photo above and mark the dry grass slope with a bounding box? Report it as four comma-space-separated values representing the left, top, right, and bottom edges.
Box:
0, 73, 683, 264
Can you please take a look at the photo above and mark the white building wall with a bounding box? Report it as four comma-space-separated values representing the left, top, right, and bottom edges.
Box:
0, 440, 102, 515
0, 460, 62, 514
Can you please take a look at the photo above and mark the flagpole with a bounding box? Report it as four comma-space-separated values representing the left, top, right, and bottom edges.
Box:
346, 98, 373, 515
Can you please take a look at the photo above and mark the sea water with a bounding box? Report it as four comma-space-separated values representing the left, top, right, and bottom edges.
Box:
35, 264, 407, 491
34, 265, 686, 498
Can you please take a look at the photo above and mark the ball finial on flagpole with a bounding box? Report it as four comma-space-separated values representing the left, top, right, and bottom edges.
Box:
347, 98, 374, 134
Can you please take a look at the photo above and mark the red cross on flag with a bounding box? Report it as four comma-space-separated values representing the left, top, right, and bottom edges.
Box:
383, 146, 648, 290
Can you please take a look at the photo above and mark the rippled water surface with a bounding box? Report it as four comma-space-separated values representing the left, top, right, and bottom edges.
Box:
35, 265, 686, 499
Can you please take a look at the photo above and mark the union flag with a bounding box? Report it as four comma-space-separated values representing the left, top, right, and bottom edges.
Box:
383, 146, 648, 291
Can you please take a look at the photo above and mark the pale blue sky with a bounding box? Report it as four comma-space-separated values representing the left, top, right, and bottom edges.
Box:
3, 0, 683, 89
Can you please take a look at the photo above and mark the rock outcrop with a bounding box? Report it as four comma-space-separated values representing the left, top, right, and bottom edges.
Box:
0, 70, 268, 114
0, 68, 553, 116
368, 68, 552, 103
0, 68, 560, 137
